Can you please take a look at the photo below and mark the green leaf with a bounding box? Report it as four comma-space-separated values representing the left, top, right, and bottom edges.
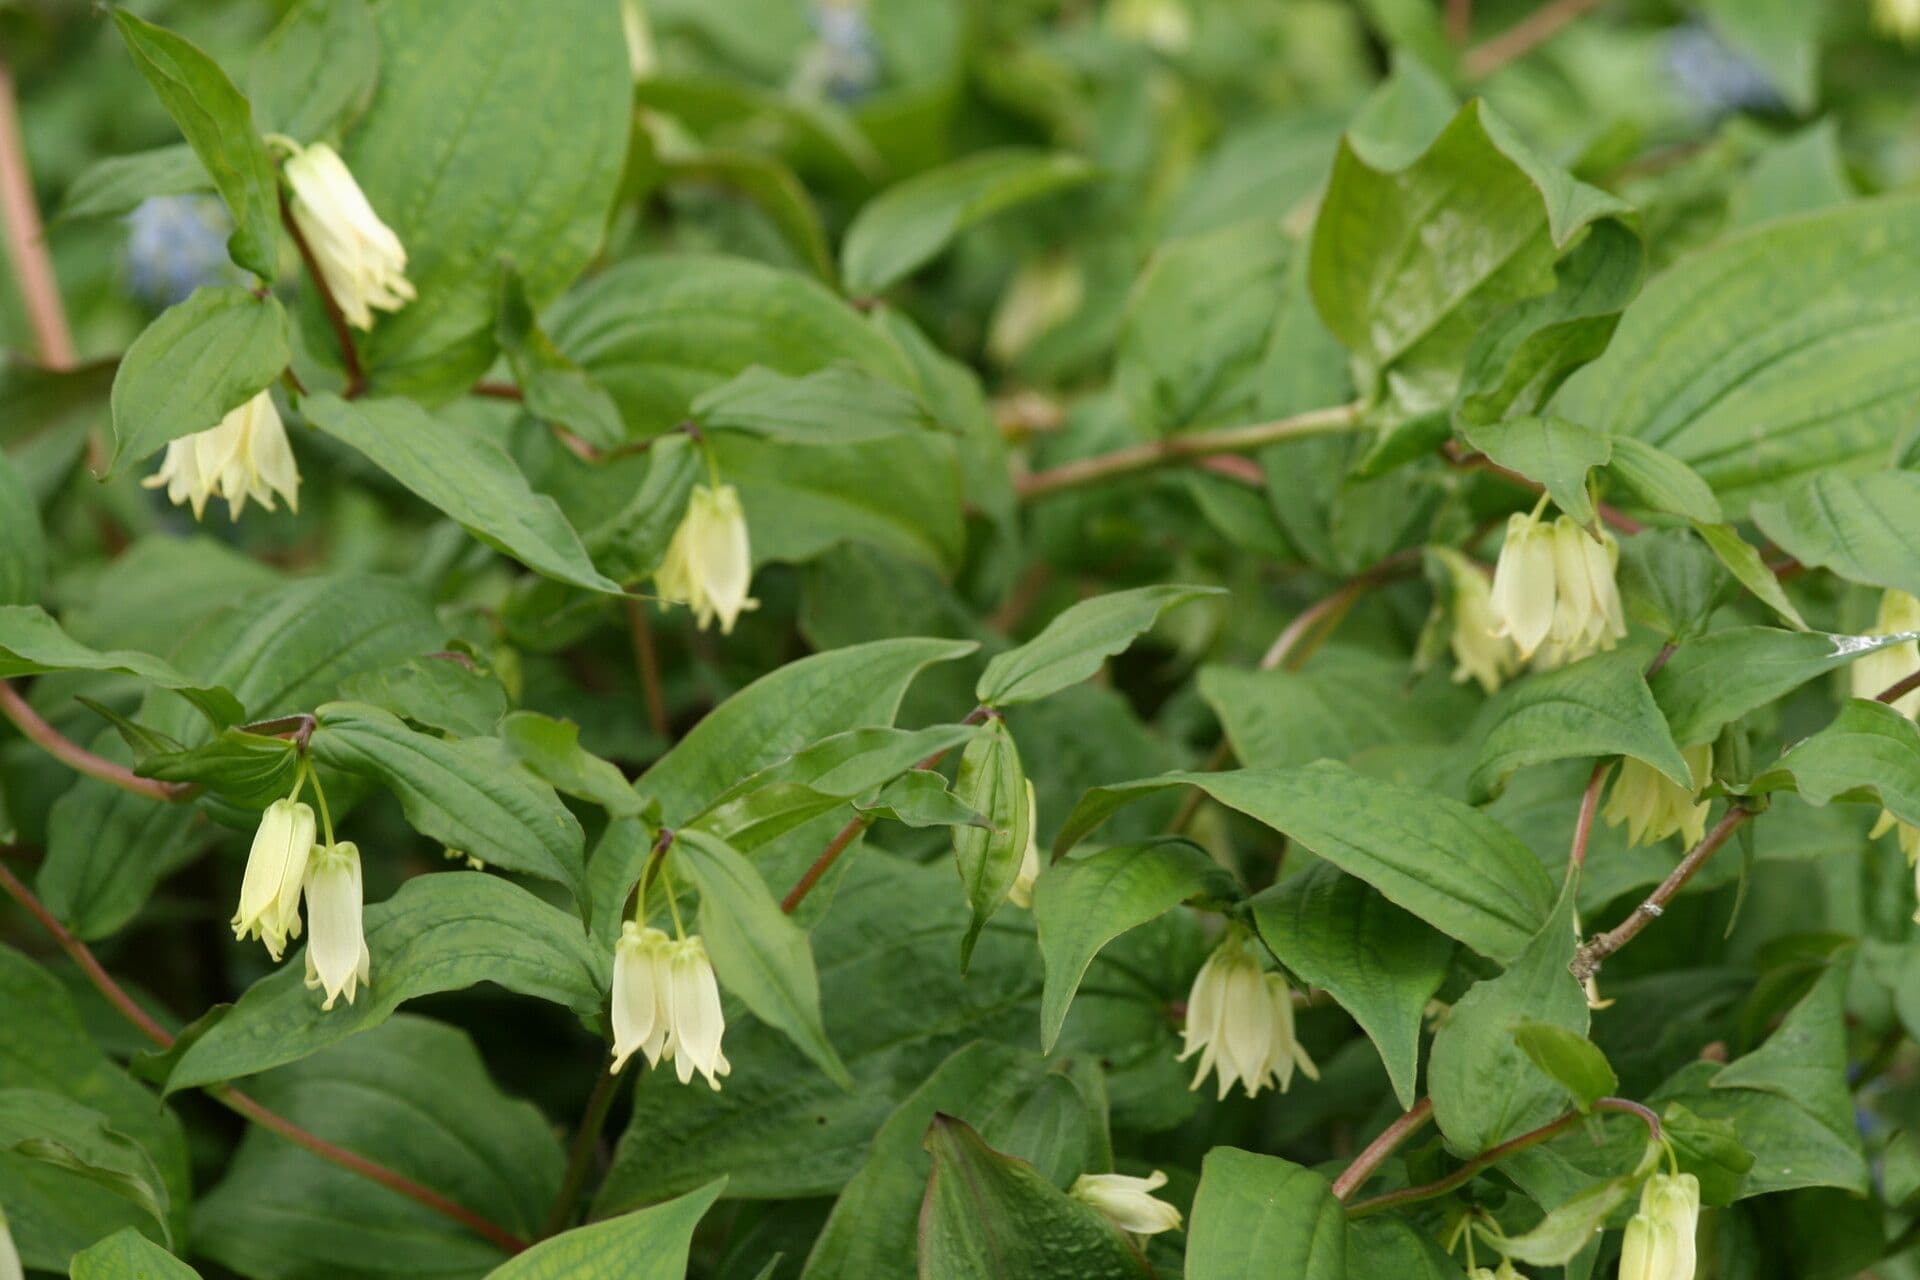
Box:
1461, 415, 1612, 526
1501, 1171, 1639, 1268
1310, 98, 1629, 420
547, 254, 911, 437
1661, 1102, 1755, 1205
483, 1179, 724, 1279
950, 720, 1031, 970
977, 585, 1225, 708
674, 829, 851, 1087
1755, 700, 1920, 826
54, 144, 211, 222
1248, 863, 1453, 1109
304, 394, 621, 594
495, 263, 627, 451
859, 770, 988, 830
69, 1230, 202, 1280
917, 1115, 1148, 1280
108, 287, 289, 474
841, 149, 1097, 295
1604, 437, 1723, 524
1035, 839, 1235, 1052
309, 701, 588, 907
338, 654, 510, 739
1652, 628, 1911, 746
1750, 471, 1920, 599
0, 1090, 170, 1246
1512, 1022, 1618, 1112
1198, 651, 1477, 769
693, 365, 930, 445
498, 711, 645, 818
1701, 0, 1818, 112
112, 10, 280, 280
1428, 879, 1586, 1153
1056, 762, 1557, 963
192, 1016, 563, 1274
1556, 198, 1920, 516
140, 728, 299, 810
246, 0, 378, 140
0, 605, 241, 725
1692, 521, 1807, 630
656, 150, 836, 283
167, 875, 604, 1090
0, 452, 45, 606
1468, 649, 1693, 802
345, 0, 631, 395
1185, 1148, 1346, 1279
36, 775, 200, 941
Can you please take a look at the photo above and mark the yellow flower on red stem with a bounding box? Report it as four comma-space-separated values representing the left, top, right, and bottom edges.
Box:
144, 391, 300, 521
1178, 929, 1318, 1100
283, 141, 415, 330
608, 924, 732, 1089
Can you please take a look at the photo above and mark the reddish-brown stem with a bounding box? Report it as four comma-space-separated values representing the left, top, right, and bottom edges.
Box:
1345, 1097, 1660, 1218
1568, 759, 1612, 870
1879, 668, 1920, 707
624, 598, 671, 741
1332, 1097, 1434, 1201
1462, 0, 1608, 78
1016, 402, 1363, 500
281, 201, 366, 398
0, 853, 529, 1253
473, 380, 525, 401
0, 61, 75, 370
1571, 806, 1752, 981
781, 706, 993, 913
0, 681, 194, 802
1446, 0, 1474, 43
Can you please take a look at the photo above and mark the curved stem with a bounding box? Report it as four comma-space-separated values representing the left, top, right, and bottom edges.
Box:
1332, 1097, 1434, 1201
1571, 806, 1752, 981
1016, 402, 1364, 501
1568, 760, 1611, 871
0, 681, 194, 803
0, 853, 528, 1253
0, 60, 74, 370
1462, 0, 1608, 78
1880, 668, 1920, 707
1345, 1097, 1660, 1218
281, 199, 365, 398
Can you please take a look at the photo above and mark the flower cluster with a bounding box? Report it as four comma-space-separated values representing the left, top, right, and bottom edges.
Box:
610, 922, 731, 1090
1489, 508, 1627, 670
231, 782, 369, 1011
1619, 1171, 1701, 1280
1603, 744, 1714, 848
145, 391, 301, 522
1178, 929, 1317, 1100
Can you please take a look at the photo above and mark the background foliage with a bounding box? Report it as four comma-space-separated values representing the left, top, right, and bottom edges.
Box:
6, 0, 1920, 1275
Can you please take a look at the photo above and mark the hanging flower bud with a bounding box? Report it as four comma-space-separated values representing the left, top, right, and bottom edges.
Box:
656, 484, 757, 634
0, 1206, 20, 1280
665, 935, 731, 1090
1468, 1263, 1526, 1280
1007, 781, 1042, 909
1178, 928, 1318, 1100
610, 922, 676, 1073
1489, 509, 1559, 660
1069, 1170, 1183, 1237
232, 798, 317, 961
1869, 810, 1920, 922
1876, 0, 1920, 45
1620, 1172, 1700, 1280
283, 141, 415, 330
1602, 744, 1714, 847
1851, 590, 1920, 716
144, 391, 300, 522
1490, 509, 1626, 667
1433, 546, 1519, 694
302, 842, 370, 1010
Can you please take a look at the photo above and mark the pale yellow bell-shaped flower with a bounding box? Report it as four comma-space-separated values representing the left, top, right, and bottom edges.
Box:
144, 390, 300, 522
284, 141, 415, 330
1851, 590, 1920, 716
656, 484, 757, 634
1877, 0, 1920, 44
1489, 509, 1560, 660
1069, 1169, 1183, 1237
302, 841, 370, 1010
232, 798, 317, 961
0, 1206, 20, 1280
1007, 780, 1043, 909
1602, 743, 1713, 848
665, 935, 731, 1090
1490, 510, 1626, 668
1434, 546, 1520, 694
1178, 929, 1318, 1100
1621, 1172, 1700, 1280
609, 921, 676, 1073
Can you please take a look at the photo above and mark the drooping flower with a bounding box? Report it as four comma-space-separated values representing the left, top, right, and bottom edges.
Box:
1602, 743, 1714, 847
1433, 546, 1520, 694
1851, 590, 1920, 716
232, 798, 317, 961
283, 141, 415, 330
666, 935, 731, 1089
0, 1205, 20, 1280
144, 390, 300, 521
610, 921, 675, 1073
1876, 0, 1920, 45
656, 484, 757, 634
1007, 780, 1042, 909
1620, 1172, 1700, 1280
302, 841, 370, 1010
1489, 510, 1626, 668
1468, 1262, 1526, 1280
1178, 928, 1318, 1100
1069, 1169, 1183, 1237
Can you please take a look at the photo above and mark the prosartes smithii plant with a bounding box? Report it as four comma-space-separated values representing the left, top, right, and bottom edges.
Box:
14, 1, 1920, 1278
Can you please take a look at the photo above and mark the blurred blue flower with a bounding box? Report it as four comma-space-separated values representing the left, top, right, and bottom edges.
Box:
1667, 22, 1783, 118
125, 194, 237, 307
794, 2, 879, 105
